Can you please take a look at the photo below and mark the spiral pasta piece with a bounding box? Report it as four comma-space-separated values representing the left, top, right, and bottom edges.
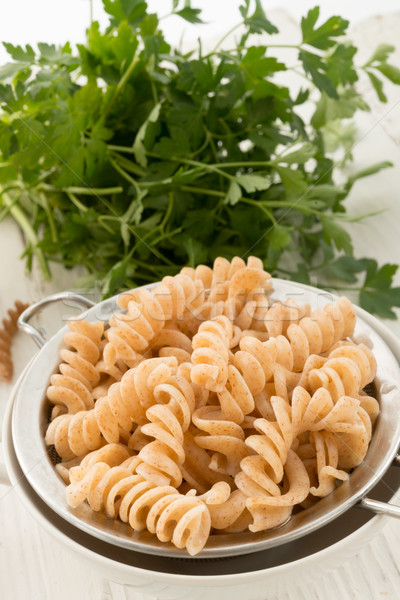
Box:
61, 442, 133, 483
180, 429, 232, 493
104, 288, 165, 368
92, 357, 128, 401
235, 388, 363, 522
135, 372, 196, 487
133, 356, 179, 411
47, 320, 104, 416
239, 297, 355, 380
192, 406, 249, 477
278, 296, 357, 372
127, 362, 208, 456
152, 326, 193, 365
182, 257, 269, 324
104, 273, 206, 368
208, 259, 272, 326
66, 458, 211, 555
233, 335, 294, 399
334, 402, 374, 469
206, 489, 250, 532
227, 264, 272, 302
263, 299, 311, 338
357, 391, 379, 426
180, 264, 214, 289
144, 487, 211, 555
210, 332, 300, 421
308, 431, 349, 497
306, 342, 377, 401
245, 450, 310, 532
210, 256, 266, 297
174, 256, 270, 336
191, 316, 238, 392
45, 357, 178, 459
235, 297, 307, 338
0, 300, 30, 382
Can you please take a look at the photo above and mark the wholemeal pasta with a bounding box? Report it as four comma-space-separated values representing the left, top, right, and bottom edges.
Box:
47, 320, 104, 418
46, 357, 178, 458
0, 300, 29, 382
43, 256, 381, 555
67, 456, 211, 556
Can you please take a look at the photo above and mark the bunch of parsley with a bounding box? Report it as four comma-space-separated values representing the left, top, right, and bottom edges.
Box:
1, 0, 400, 317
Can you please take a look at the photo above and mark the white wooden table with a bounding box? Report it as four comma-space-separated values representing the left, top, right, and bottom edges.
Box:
1, 9, 400, 600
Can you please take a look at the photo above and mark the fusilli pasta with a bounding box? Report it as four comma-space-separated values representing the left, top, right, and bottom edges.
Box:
43, 256, 380, 555
0, 300, 29, 382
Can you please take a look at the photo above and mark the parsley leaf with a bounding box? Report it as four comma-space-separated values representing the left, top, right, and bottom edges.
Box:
299, 49, 338, 98
175, 7, 204, 24
360, 261, 400, 319
240, 0, 278, 35
301, 7, 349, 50
321, 217, 353, 254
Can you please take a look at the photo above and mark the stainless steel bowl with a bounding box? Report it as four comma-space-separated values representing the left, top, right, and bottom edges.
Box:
11, 280, 400, 558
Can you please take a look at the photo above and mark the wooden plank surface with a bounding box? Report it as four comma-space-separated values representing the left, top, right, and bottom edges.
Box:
1, 10, 400, 600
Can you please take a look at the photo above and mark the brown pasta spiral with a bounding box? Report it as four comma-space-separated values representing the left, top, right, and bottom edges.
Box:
0, 300, 29, 382
192, 406, 250, 477
104, 274, 206, 368
47, 320, 104, 417
304, 341, 377, 401
135, 371, 197, 487
45, 357, 178, 459
236, 389, 360, 499
191, 315, 239, 392
66, 456, 211, 556
278, 296, 357, 372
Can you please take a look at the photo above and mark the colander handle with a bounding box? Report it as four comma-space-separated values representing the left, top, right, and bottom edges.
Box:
358, 497, 400, 519
17, 292, 96, 348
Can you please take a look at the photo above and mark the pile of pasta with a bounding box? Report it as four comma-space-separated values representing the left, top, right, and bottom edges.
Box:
44, 256, 379, 556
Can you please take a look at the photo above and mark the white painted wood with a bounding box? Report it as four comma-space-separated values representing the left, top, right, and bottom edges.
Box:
1, 9, 400, 600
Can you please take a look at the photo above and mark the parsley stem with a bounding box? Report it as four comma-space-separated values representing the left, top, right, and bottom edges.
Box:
67, 192, 88, 212
213, 161, 272, 168
160, 193, 174, 231
110, 146, 233, 179
128, 228, 175, 267
97, 216, 117, 234
109, 145, 270, 172
2, 192, 51, 279
240, 197, 275, 222
101, 54, 140, 122
39, 184, 123, 195
109, 156, 141, 194
209, 22, 243, 55
217, 44, 300, 54
171, 157, 235, 180
152, 227, 183, 246
107, 144, 136, 154
266, 44, 300, 49
190, 131, 211, 157
109, 152, 146, 177
180, 185, 225, 197
150, 79, 158, 105
39, 192, 58, 242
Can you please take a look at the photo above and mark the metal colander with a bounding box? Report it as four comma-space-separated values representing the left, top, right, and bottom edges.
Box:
10, 280, 400, 558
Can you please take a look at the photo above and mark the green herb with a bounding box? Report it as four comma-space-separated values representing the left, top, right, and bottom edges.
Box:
0, 1, 399, 316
